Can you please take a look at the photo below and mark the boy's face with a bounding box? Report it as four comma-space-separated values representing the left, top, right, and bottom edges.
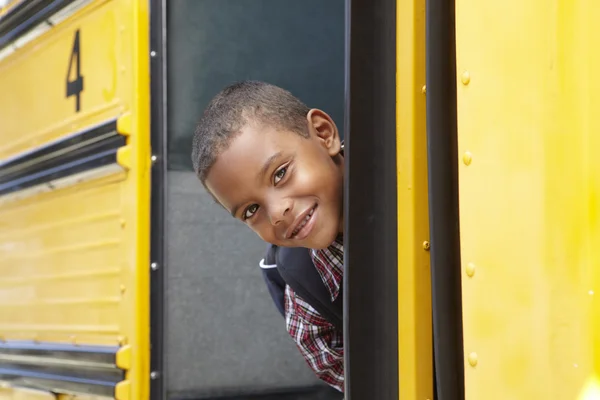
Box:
205, 109, 344, 250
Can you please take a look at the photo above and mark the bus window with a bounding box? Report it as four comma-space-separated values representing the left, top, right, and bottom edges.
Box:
164, 1, 344, 398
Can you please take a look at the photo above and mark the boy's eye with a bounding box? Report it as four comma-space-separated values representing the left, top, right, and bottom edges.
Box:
274, 166, 287, 185
243, 204, 259, 220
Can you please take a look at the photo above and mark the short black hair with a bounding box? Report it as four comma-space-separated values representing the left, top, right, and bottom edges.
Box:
191, 80, 310, 184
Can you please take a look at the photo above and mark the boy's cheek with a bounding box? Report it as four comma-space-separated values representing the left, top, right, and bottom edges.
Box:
250, 222, 277, 244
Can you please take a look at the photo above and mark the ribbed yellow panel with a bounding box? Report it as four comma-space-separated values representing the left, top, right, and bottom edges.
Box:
0, 173, 127, 344
0, 0, 151, 398
456, 0, 600, 398
396, 0, 433, 398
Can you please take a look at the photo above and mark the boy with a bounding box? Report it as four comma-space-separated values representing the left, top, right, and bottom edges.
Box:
191, 81, 345, 392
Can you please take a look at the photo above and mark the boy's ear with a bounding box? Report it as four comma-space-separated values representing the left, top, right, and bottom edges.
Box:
306, 109, 342, 157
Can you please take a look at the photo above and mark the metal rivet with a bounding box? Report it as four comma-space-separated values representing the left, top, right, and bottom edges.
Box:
466, 263, 476, 277
150, 371, 160, 380
468, 352, 478, 367
151, 262, 159, 271
463, 151, 473, 166
421, 85, 427, 94
461, 71, 471, 85
423, 241, 430, 251
150, 51, 157, 57
151, 155, 158, 163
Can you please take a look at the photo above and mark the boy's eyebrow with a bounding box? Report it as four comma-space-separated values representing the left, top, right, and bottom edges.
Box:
258, 151, 283, 182
230, 151, 284, 218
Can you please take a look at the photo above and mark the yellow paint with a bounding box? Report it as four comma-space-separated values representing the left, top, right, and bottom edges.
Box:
0, 0, 151, 399
117, 112, 133, 136
0, 172, 127, 345
456, 0, 600, 398
117, 145, 133, 169
462, 151, 472, 166
114, 380, 131, 400
0, 386, 55, 400
460, 71, 471, 85
116, 344, 132, 370
56, 396, 113, 400
126, 0, 151, 399
0, 0, 123, 160
467, 352, 478, 367
396, 0, 433, 398
465, 263, 475, 278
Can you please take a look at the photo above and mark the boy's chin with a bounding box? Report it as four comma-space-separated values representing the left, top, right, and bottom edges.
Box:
306, 228, 340, 250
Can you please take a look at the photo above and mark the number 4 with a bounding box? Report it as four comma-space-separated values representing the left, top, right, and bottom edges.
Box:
66, 29, 84, 112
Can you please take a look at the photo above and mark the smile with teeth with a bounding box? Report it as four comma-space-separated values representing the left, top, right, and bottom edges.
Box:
290, 206, 316, 238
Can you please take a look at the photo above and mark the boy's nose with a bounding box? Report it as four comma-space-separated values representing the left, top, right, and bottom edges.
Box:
268, 201, 292, 226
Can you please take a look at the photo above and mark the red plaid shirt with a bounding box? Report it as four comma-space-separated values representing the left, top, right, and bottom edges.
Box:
284, 236, 344, 392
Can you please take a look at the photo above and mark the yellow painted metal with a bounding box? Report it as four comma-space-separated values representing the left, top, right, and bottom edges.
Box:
456, 0, 600, 398
114, 381, 131, 400
0, 386, 55, 400
0, 172, 127, 344
125, 1, 151, 398
0, 0, 151, 398
0, 0, 125, 159
396, 0, 433, 397
56, 395, 113, 400
116, 344, 132, 370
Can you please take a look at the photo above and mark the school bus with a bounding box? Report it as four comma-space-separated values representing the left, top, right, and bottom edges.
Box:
0, 0, 597, 400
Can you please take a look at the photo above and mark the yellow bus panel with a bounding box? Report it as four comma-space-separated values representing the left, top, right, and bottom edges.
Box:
396, 0, 433, 398
0, 0, 132, 160
0, 0, 151, 398
456, 0, 600, 398
0, 387, 54, 400
0, 171, 127, 344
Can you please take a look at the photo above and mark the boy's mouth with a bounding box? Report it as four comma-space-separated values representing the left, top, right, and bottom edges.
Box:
287, 204, 318, 240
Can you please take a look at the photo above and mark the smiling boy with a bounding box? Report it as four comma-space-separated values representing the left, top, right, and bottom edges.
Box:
191, 81, 345, 392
